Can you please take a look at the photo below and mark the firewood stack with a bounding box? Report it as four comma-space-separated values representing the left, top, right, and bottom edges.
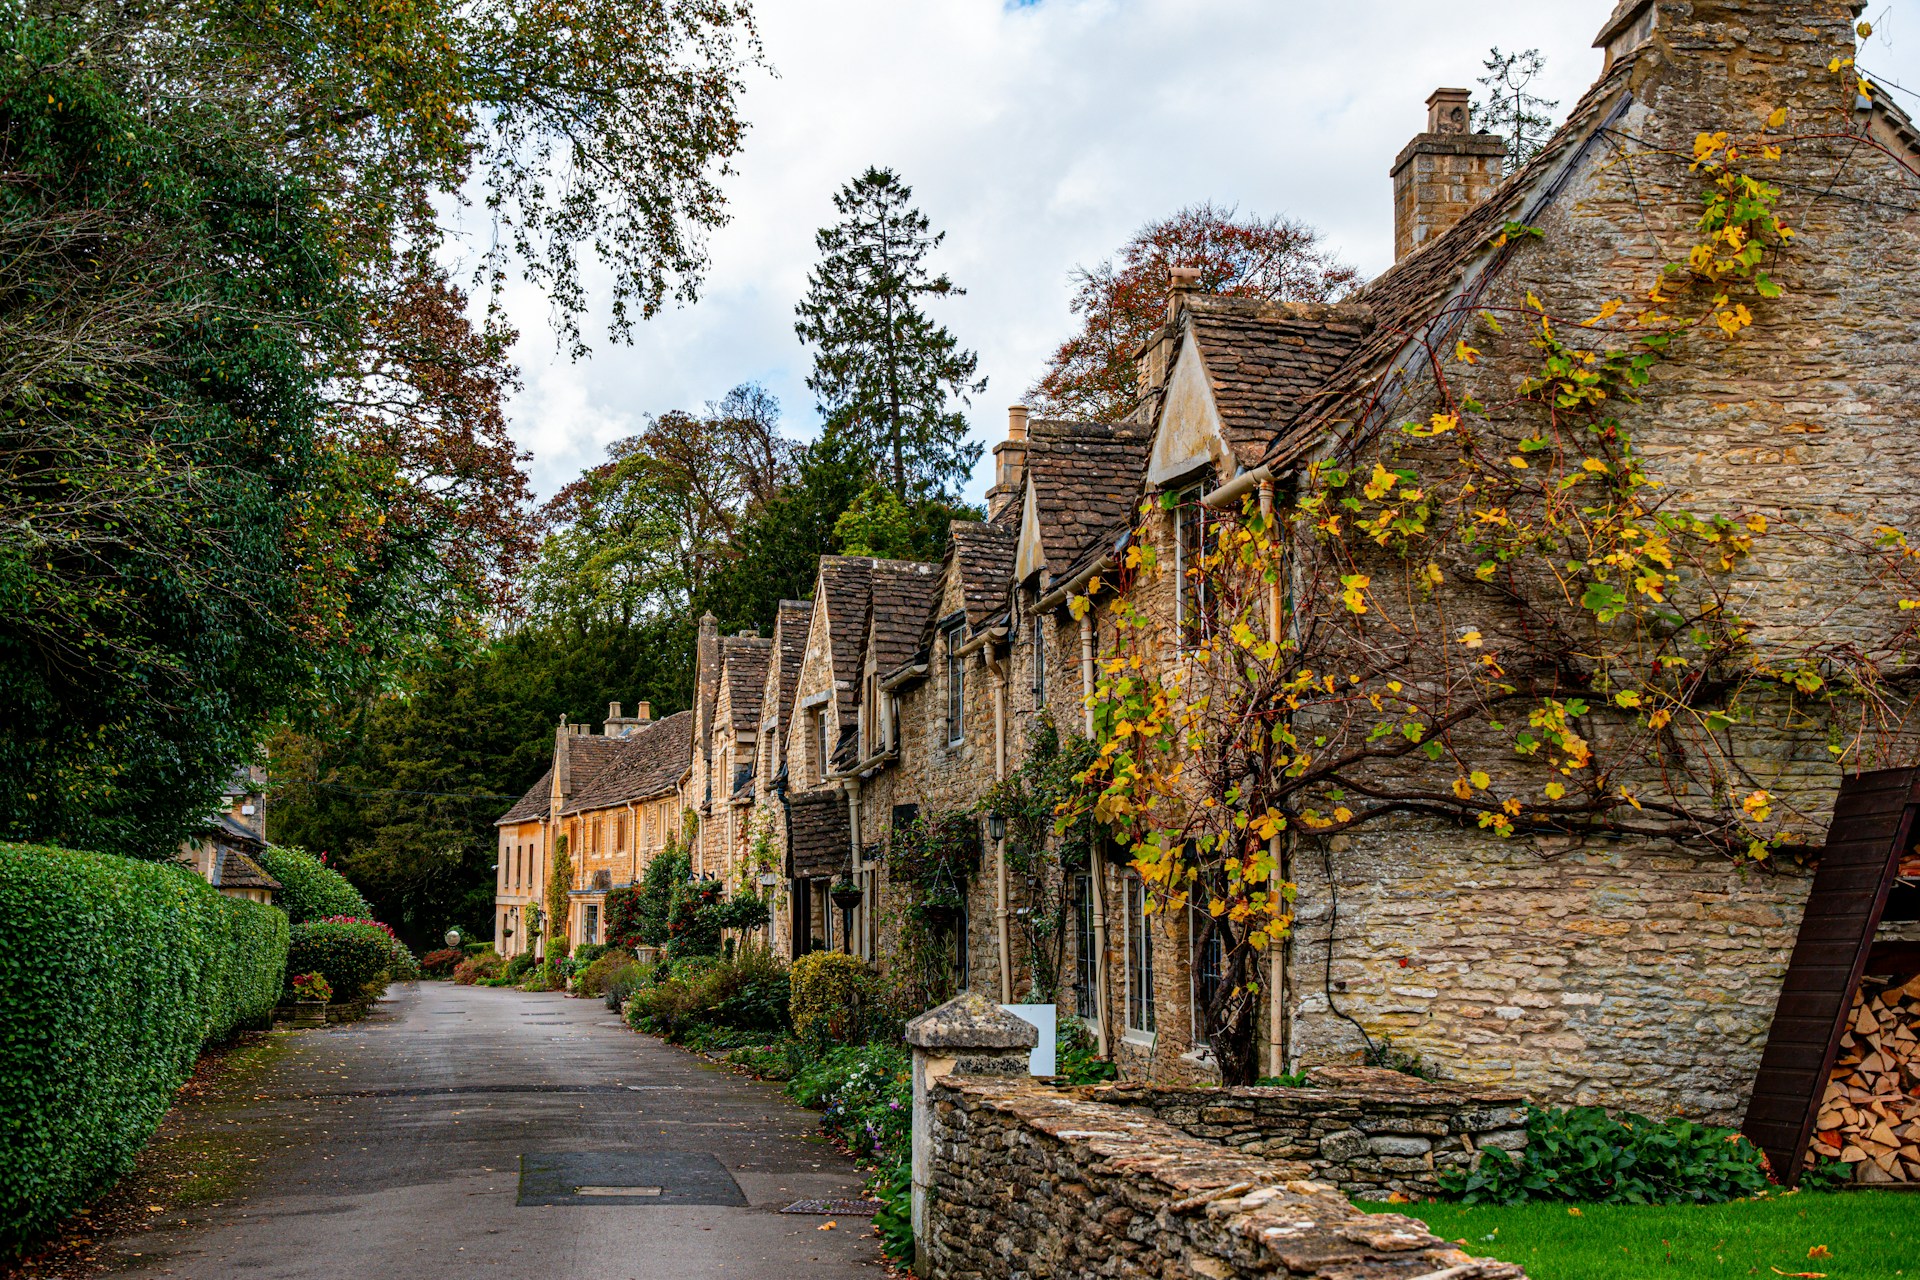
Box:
1807, 972, 1920, 1183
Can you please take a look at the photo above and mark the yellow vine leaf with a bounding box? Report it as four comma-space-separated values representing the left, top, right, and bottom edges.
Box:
1743, 791, 1774, 823
1767, 106, 1788, 129
1470, 771, 1492, 791
1453, 777, 1473, 801
1582, 299, 1624, 327
1544, 781, 1566, 801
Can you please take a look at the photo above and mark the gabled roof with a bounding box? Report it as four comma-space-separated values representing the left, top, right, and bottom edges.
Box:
1020, 420, 1148, 580
788, 788, 850, 878
1181, 296, 1374, 468
563, 711, 694, 814
815, 556, 876, 726
496, 766, 553, 825
719, 636, 772, 735
867, 560, 942, 676
1263, 49, 1643, 469
210, 844, 279, 891
948, 520, 1018, 627
769, 599, 813, 729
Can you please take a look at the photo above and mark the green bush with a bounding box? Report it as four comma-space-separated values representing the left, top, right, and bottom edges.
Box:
1054, 1017, 1118, 1084
789, 950, 874, 1041
574, 950, 633, 998
254, 845, 372, 923
0, 843, 290, 1259
626, 947, 790, 1043
419, 947, 463, 976
452, 952, 505, 984
520, 960, 560, 991
599, 963, 648, 1012
503, 951, 537, 981
1440, 1105, 1773, 1206
286, 921, 394, 1002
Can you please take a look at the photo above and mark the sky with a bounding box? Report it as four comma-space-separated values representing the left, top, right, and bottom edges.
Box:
455, 0, 1920, 504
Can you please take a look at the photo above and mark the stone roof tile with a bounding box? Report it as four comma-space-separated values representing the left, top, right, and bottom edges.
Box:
562, 711, 694, 814
1021, 420, 1148, 581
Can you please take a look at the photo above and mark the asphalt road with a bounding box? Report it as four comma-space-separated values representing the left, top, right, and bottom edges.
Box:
109, 981, 885, 1279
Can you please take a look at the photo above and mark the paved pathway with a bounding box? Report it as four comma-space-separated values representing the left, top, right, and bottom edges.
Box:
110, 982, 884, 1279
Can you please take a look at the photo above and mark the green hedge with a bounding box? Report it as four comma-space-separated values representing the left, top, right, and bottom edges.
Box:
286, 920, 394, 1000
255, 844, 372, 923
0, 843, 289, 1258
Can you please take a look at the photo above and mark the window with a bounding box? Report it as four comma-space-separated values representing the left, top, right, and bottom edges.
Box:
1191, 909, 1224, 1045
1175, 485, 1215, 644
946, 626, 965, 745
815, 710, 830, 784
1033, 608, 1047, 708
1074, 873, 1097, 1020
583, 904, 600, 945
1125, 874, 1155, 1036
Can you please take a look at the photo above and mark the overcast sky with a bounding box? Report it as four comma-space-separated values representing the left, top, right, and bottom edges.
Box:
461, 0, 1919, 503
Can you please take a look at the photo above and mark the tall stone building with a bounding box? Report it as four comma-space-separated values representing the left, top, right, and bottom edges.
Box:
494, 0, 1920, 1126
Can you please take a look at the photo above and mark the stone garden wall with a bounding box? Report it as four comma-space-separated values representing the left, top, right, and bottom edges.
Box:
923, 1076, 1525, 1280
1084, 1067, 1527, 1201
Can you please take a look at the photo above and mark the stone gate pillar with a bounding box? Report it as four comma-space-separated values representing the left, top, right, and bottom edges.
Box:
903, 992, 1038, 1276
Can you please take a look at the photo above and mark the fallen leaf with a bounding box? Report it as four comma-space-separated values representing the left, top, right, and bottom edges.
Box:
1809, 1247, 1832, 1260
819, 1221, 837, 1231
1567, 1207, 1583, 1217
1771, 1270, 1827, 1278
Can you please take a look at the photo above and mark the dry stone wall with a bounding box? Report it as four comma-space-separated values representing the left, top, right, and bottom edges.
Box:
1086, 1069, 1527, 1200
924, 1076, 1525, 1280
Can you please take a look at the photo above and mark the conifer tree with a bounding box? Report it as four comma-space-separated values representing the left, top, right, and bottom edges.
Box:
795, 167, 985, 500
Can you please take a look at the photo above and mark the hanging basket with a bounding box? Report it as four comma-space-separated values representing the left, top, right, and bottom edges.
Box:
830, 878, 865, 911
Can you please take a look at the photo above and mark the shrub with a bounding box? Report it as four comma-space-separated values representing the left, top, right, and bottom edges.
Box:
1440, 1105, 1773, 1206
571, 942, 609, 967
311, 915, 417, 983
292, 972, 332, 1001
420, 948, 463, 977
789, 951, 874, 1041
254, 845, 372, 923
286, 920, 394, 1002
503, 951, 537, 981
626, 948, 790, 1042
600, 963, 647, 1012
0, 843, 290, 1259
520, 960, 560, 991
872, 1157, 912, 1265
574, 950, 634, 998
452, 952, 505, 985
1055, 1017, 1117, 1084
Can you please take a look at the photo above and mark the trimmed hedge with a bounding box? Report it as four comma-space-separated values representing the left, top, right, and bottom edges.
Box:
285, 920, 394, 1001
254, 844, 372, 923
0, 843, 289, 1258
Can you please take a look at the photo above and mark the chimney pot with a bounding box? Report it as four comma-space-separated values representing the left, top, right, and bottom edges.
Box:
1426, 87, 1472, 135
637, 701, 652, 721
1007, 405, 1028, 442
609, 701, 622, 721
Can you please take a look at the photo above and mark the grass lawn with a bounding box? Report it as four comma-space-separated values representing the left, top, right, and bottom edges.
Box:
1362, 1191, 1920, 1279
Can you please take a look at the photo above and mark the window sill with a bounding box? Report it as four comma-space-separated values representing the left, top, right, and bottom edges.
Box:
1122, 1029, 1155, 1047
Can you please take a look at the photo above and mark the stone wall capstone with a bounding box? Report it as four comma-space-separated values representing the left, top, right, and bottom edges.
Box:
924, 1076, 1526, 1280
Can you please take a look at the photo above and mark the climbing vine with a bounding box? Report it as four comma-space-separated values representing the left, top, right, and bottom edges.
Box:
981, 714, 1100, 1002
1066, 44, 1920, 1084
885, 809, 981, 1006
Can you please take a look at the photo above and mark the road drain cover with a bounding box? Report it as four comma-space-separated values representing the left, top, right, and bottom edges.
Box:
517, 1152, 747, 1207
780, 1198, 883, 1216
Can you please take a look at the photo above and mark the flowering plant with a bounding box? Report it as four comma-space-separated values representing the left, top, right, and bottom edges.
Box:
292, 971, 333, 1002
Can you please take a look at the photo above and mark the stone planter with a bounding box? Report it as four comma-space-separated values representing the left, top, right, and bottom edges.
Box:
293, 999, 328, 1028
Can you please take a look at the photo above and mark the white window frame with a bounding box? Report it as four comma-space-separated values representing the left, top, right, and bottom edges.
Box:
1124, 873, 1156, 1041
946, 626, 965, 746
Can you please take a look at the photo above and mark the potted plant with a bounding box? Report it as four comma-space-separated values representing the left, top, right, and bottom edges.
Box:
291, 971, 332, 1027
829, 876, 864, 912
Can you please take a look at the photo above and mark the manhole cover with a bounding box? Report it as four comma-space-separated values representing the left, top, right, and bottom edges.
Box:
517, 1152, 747, 1207
780, 1198, 883, 1216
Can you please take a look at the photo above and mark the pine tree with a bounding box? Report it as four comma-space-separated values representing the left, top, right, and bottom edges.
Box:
1472, 48, 1560, 170
795, 167, 985, 501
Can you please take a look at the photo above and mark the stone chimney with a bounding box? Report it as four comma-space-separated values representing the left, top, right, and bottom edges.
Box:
986, 406, 1029, 523
554, 715, 572, 801
636, 701, 652, 722
1390, 88, 1505, 261
1132, 266, 1203, 408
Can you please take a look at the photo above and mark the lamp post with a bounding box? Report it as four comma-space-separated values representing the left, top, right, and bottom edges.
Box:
444, 928, 462, 950
987, 812, 1007, 843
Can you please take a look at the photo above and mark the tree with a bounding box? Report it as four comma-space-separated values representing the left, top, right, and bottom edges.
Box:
1030, 203, 1359, 422
833, 483, 982, 563
795, 167, 985, 501
2, 0, 759, 857
268, 620, 691, 947
1472, 48, 1560, 170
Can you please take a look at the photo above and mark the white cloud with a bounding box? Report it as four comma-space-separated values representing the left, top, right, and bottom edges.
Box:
457, 0, 1920, 500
